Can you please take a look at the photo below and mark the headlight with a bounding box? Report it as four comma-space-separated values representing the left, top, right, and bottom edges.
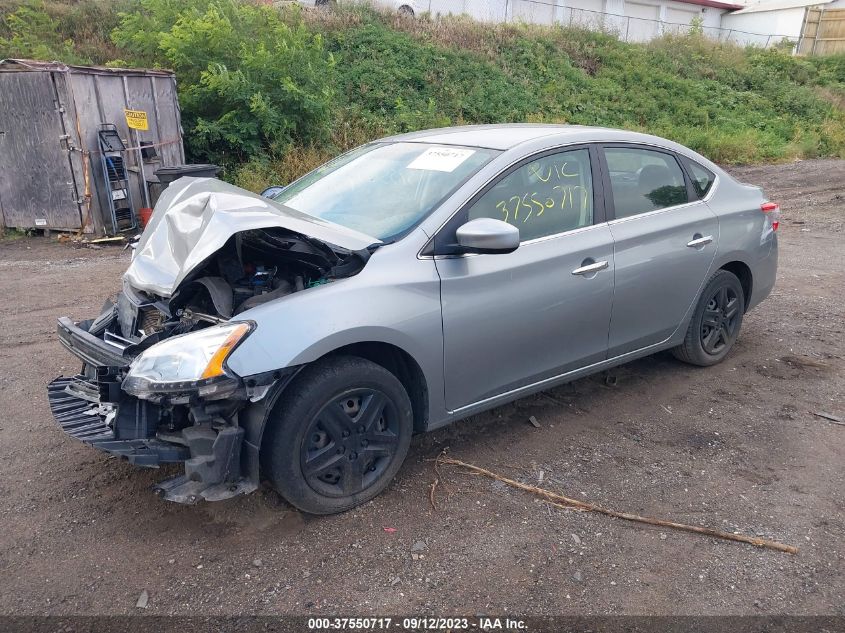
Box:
123, 322, 252, 399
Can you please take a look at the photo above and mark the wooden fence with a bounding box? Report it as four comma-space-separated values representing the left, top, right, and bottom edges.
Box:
799, 7, 845, 56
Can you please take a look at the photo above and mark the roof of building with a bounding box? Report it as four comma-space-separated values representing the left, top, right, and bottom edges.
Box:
728, 0, 834, 14
676, 0, 745, 11
0, 59, 174, 77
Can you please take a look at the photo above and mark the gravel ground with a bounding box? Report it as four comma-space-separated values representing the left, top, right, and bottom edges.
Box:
0, 159, 842, 616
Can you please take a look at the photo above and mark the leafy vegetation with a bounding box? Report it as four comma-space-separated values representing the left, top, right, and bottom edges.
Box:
111, 0, 335, 164
2, 0, 844, 190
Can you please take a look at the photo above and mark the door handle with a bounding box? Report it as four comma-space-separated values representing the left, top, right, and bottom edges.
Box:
571, 260, 609, 276
686, 235, 713, 248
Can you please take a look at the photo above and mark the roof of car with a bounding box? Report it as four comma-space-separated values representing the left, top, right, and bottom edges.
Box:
383, 124, 665, 151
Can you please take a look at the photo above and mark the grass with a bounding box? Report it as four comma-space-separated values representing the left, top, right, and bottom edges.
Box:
0, 227, 35, 240
2, 1, 845, 193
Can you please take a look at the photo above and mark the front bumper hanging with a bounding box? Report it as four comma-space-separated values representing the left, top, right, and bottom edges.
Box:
49, 312, 259, 503
47, 374, 189, 468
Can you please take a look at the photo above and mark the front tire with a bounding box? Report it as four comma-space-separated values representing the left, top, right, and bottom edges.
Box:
262, 356, 413, 515
672, 269, 745, 367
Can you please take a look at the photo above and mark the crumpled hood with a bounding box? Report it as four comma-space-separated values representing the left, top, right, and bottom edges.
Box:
124, 177, 381, 297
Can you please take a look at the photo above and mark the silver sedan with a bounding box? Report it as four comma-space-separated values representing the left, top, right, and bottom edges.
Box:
50, 125, 779, 514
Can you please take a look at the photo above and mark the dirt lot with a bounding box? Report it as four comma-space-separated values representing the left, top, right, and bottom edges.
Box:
0, 159, 843, 617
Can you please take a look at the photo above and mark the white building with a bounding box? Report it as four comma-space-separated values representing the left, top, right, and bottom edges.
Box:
424, 0, 743, 42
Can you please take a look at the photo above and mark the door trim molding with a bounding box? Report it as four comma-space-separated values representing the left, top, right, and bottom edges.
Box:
446, 335, 675, 416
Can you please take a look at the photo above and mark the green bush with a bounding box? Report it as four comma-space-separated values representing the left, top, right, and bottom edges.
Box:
318, 9, 845, 165
0, 0, 133, 64
0, 0, 87, 63
112, 0, 335, 164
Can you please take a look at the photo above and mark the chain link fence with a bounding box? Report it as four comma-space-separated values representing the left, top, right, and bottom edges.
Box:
419, 0, 793, 48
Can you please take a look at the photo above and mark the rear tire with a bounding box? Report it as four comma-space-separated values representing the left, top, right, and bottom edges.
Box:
262, 356, 413, 515
672, 269, 745, 367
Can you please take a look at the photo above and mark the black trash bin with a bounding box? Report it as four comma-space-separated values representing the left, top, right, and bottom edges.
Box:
155, 164, 221, 187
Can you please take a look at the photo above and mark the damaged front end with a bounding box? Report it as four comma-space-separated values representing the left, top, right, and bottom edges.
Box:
48, 178, 379, 503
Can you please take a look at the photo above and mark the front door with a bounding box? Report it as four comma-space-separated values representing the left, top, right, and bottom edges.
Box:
601, 145, 719, 357
434, 146, 615, 412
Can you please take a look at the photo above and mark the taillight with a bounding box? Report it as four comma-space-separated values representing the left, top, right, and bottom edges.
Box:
761, 202, 780, 231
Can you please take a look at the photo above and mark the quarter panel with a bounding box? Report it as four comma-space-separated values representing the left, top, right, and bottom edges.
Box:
706, 178, 778, 311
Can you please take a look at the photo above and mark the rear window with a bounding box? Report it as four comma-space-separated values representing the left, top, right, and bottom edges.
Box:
682, 158, 716, 198
604, 147, 689, 219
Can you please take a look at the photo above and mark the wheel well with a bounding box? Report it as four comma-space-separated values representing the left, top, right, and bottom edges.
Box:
720, 261, 753, 311
327, 342, 429, 433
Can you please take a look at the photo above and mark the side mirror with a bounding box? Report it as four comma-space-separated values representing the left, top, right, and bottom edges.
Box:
455, 218, 519, 254
261, 185, 286, 199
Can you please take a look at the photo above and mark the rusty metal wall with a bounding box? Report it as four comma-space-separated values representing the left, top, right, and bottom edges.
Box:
0, 61, 185, 234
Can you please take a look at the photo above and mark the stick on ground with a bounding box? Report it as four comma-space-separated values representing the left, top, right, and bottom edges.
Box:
438, 456, 798, 555
812, 411, 845, 426
429, 477, 439, 512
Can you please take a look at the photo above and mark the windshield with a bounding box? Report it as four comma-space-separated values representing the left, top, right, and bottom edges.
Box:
270, 142, 499, 240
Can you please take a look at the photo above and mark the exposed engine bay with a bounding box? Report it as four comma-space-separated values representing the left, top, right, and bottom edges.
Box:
109, 227, 369, 345
53, 227, 370, 504
49, 177, 382, 504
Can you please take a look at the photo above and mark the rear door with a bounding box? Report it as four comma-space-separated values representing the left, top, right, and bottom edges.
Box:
434, 146, 615, 411
600, 144, 718, 357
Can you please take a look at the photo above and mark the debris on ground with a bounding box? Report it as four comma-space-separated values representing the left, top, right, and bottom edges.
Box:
382, 527, 397, 534
438, 456, 799, 554
135, 590, 149, 609
429, 477, 439, 511
411, 540, 427, 552
58, 234, 128, 249
780, 355, 828, 369
812, 411, 844, 426
528, 415, 541, 428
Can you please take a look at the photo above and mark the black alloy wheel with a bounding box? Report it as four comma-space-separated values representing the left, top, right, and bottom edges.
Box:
673, 269, 745, 366
301, 389, 401, 498
262, 356, 413, 514
700, 285, 741, 355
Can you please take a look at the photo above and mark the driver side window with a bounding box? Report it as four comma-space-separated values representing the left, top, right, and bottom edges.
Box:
467, 148, 594, 242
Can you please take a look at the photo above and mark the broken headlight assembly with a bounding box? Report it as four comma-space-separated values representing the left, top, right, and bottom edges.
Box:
122, 322, 253, 400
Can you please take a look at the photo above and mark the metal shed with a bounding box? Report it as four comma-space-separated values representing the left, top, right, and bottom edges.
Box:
0, 59, 185, 235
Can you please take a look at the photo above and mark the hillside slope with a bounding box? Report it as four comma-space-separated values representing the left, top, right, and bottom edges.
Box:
2, 0, 844, 188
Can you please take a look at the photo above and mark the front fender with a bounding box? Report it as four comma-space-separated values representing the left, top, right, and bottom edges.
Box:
224, 246, 444, 400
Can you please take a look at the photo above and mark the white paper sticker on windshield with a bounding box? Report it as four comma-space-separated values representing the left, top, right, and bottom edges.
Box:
407, 147, 475, 172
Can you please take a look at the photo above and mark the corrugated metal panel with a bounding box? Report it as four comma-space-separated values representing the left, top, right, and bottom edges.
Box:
0, 71, 81, 229
0, 60, 185, 234
152, 76, 185, 166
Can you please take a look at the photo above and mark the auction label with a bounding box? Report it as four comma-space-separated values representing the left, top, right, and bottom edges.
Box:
407, 147, 475, 172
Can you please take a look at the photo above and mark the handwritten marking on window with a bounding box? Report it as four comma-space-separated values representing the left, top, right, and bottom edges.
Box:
493, 185, 589, 225
527, 161, 581, 183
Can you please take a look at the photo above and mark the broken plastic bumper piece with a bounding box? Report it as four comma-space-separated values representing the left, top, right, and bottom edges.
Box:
47, 375, 189, 467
